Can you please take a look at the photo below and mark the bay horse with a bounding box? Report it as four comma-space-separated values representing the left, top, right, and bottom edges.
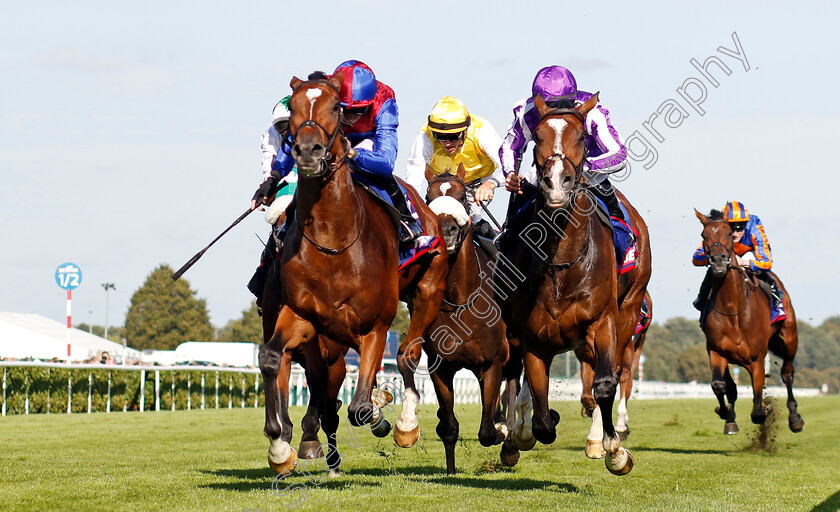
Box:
417, 164, 523, 474
580, 291, 652, 457
694, 207, 804, 435
499, 93, 651, 475
258, 73, 448, 474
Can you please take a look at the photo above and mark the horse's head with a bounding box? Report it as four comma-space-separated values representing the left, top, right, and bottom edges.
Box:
695, 207, 736, 278
426, 164, 471, 253
532, 93, 598, 209
288, 73, 345, 179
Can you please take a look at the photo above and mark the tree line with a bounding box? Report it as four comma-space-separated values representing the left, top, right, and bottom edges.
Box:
82, 264, 839, 391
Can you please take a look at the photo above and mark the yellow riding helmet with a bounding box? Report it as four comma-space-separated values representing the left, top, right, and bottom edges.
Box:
725, 201, 749, 223
428, 96, 471, 134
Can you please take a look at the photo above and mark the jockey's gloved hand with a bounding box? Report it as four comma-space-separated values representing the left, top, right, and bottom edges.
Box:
251, 176, 279, 208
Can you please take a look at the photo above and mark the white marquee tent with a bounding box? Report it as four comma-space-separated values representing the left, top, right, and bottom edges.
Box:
0, 312, 140, 362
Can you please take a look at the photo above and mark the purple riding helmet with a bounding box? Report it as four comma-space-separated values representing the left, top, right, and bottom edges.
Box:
531, 65, 577, 101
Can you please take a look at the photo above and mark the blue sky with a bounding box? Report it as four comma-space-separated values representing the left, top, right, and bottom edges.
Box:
2, 1, 837, 332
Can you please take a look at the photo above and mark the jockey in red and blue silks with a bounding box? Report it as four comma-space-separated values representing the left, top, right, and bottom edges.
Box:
271, 61, 421, 243
692, 201, 787, 324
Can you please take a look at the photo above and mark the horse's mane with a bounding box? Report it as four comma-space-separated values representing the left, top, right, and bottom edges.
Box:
709, 209, 723, 220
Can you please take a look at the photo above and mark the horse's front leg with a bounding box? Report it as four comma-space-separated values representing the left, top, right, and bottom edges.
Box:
747, 359, 771, 424
347, 329, 388, 429
579, 360, 596, 417
395, 333, 424, 448
615, 341, 636, 440
522, 350, 558, 445
261, 306, 317, 475
322, 351, 347, 477
298, 340, 327, 461
259, 340, 296, 475
591, 315, 633, 476
477, 358, 506, 447
429, 368, 459, 474
709, 349, 738, 434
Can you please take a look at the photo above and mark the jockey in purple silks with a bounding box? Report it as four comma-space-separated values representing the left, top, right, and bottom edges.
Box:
499, 65, 628, 226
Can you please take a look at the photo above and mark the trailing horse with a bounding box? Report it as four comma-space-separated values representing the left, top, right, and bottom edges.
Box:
417, 165, 523, 474
694, 207, 804, 435
258, 73, 448, 475
498, 93, 651, 476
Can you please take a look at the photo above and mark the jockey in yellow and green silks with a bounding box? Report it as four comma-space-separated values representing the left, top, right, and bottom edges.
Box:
405, 96, 504, 239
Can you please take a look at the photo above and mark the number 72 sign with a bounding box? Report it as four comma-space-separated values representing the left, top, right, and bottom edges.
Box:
55, 263, 82, 290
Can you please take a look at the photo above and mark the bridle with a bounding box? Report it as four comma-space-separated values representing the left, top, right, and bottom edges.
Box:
285, 78, 363, 254
531, 108, 591, 271
283, 79, 347, 179
426, 173, 472, 253
703, 219, 752, 316
533, 108, 589, 195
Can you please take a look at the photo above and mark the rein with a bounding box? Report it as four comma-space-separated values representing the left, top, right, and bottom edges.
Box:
441, 243, 484, 310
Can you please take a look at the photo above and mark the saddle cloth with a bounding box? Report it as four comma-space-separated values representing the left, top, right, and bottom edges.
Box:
592, 197, 638, 275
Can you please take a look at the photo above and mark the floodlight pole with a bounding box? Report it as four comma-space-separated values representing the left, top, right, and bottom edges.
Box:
101, 282, 115, 341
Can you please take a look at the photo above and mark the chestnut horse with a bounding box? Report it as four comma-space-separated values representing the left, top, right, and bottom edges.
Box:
258, 74, 448, 474
694, 207, 804, 435
418, 165, 523, 474
499, 93, 651, 476
580, 290, 652, 457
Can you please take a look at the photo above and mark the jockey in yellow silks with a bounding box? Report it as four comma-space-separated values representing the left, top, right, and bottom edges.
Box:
405, 96, 504, 239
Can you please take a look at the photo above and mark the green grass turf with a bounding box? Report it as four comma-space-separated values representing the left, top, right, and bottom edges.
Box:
1, 395, 838, 511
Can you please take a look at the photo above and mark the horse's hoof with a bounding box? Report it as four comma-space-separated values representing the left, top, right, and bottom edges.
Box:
723, 422, 739, 435
617, 429, 629, 442
298, 440, 323, 460
371, 418, 392, 438
500, 440, 521, 467
394, 425, 420, 448
328, 469, 341, 479
512, 431, 537, 451
606, 447, 634, 476
751, 406, 771, 425
789, 415, 805, 433
550, 409, 560, 426
371, 388, 394, 408
585, 439, 606, 459
268, 447, 298, 476
495, 422, 510, 440
581, 406, 593, 418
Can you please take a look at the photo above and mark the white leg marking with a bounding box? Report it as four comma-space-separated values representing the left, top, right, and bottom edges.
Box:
616, 397, 629, 433
512, 380, 535, 446
268, 438, 293, 465
588, 405, 604, 442
396, 387, 420, 432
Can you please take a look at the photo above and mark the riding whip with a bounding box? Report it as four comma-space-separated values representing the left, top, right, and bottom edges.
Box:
171, 182, 289, 281
477, 200, 502, 231
171, 207, 254, 281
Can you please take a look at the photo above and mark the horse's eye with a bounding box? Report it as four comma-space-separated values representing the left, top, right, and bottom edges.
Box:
333, 103, 341, 112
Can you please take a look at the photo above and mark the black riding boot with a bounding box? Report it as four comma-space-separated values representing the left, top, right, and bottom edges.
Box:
247, 234, 278, 311
693, 270, 713, 312
382, 176, 423, 243
590, 178, 623, 220
472, 218, 496, 239
755, 271, 786, 316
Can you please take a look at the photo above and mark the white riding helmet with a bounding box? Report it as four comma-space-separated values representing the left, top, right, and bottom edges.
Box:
272, 96, 291, 124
